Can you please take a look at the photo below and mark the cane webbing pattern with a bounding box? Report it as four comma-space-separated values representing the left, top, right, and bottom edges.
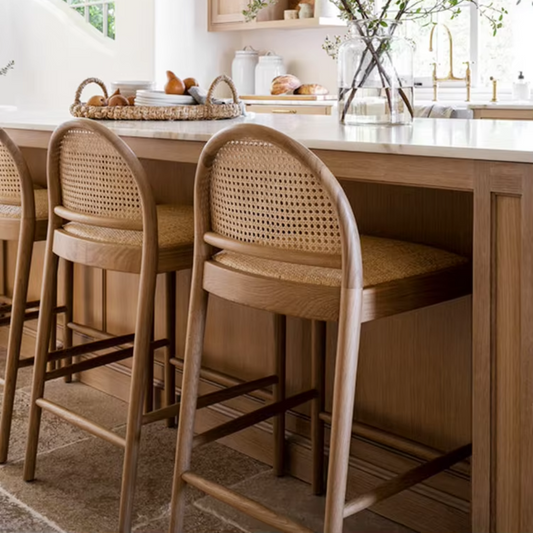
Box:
63, 204, 194, 249
214, 235, 468, 288
0, 141, 22, 201
58, 129, 142, 220
0, 189, 48, 220
210, 140, 341, 255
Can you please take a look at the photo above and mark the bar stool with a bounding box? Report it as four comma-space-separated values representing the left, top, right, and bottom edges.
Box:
169, 124, 473, 533
0, 128, 66, 463
23, 119, 194, 533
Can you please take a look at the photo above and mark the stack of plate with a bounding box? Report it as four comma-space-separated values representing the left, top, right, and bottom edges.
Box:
110, 80, 155, 98
135, 90, 196, 107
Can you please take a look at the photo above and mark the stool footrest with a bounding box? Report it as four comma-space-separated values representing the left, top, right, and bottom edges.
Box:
193, 389, 317, 449
182, 472, 314, 533
343, 443, 472, 518
141, 375, 278, 426
45, 346, 134, 381
0, 305, 67, 327
49, 332, 136, 361
36, 398, 126, 448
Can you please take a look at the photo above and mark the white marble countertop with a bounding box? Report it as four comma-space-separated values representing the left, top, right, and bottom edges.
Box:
242, 99, 337, 107
1, 108, 533, 164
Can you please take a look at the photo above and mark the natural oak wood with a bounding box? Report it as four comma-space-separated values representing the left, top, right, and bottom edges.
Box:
21, 120, 194, 533
0, 128, 69, 464
169, 123, 472, 533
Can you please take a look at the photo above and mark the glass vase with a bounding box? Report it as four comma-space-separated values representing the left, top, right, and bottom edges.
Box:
338, 20, 415, 126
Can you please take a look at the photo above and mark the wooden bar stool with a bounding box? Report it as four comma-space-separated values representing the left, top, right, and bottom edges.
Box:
169, 124, 473, 533
0, 128, 68, 463
23, 119, 194, 533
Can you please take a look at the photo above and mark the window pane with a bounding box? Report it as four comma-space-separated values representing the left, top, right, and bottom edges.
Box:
73, 6, 85, 17
478, 2, 533, 86
89, 4, 104, 33
70, 0, 84, 4
107, 3, 116, 40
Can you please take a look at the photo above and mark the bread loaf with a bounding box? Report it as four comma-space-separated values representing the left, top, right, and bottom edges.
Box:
294, 84, 329, 96
271, 75, 302, 95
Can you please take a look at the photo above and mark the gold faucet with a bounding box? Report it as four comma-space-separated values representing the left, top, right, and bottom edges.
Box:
490, 77, 498, 102
429, 23, 471, 102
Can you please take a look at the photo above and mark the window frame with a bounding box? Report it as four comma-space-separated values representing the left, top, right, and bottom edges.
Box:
64, 0, 115, 39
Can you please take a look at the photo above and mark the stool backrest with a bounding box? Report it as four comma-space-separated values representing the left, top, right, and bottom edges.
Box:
195, 124, 363, 290
47, 119, 157, 247
0, 128, 35, 220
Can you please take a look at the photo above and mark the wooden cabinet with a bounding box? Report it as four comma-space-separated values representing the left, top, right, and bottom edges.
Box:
208, 0, 344, 31
471, 107, 533, 120
246, 104, 333, 115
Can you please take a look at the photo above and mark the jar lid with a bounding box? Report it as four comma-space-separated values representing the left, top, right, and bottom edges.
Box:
236, 46, 258, 56
258, 52, 283, 62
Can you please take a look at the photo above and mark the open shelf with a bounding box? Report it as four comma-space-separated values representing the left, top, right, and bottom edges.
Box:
209, 16, 346, 32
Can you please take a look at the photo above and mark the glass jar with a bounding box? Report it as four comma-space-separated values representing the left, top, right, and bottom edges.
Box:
255, 52, 286, 96
338, 21, 415, 125
232, 47, 259, 96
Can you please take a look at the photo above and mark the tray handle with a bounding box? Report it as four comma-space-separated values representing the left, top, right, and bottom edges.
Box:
206, 75, 240, 105
74, 78, 109, 105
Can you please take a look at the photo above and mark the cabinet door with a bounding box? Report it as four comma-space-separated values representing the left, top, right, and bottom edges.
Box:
209, 0, 245, 25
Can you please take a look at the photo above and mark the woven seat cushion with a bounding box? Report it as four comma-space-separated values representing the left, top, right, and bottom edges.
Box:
63, 204, 194, 249
213, 235, 468, 288
0, 188, 48, 220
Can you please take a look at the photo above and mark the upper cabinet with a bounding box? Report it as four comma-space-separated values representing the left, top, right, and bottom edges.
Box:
208, 0, 345, 32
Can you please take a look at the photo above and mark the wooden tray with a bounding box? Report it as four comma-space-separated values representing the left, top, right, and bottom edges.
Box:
70, 76, 243, 121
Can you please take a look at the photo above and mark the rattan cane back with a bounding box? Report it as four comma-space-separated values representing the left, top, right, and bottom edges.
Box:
198, 124, 363, 292
56, 125, 142, 222
210, 139, 342, 256
0, 129, 37, 221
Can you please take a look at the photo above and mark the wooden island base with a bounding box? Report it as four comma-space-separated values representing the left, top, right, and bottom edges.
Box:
2, 114, 532, 533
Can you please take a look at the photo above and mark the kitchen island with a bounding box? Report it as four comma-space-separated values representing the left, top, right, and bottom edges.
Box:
1, 110, 532, 533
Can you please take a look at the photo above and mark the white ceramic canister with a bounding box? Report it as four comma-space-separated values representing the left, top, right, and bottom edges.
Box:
255, 52, 286, 95
231, 46, 259, 96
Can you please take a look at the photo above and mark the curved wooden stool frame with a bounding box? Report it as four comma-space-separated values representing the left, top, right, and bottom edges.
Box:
0, 128, 69, 464
22, 119, 192, 533
168, 124, 472, 533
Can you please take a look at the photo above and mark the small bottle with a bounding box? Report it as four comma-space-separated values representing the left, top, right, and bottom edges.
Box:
513, 71, 531, 101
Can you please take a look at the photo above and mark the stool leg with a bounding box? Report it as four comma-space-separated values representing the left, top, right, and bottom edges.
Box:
47, 288, 57, 372
323, 294, 362, 533
169, 281, 209, 533
311, 320, 327, 495
273, 313, 286, 477
118, 266, 158, 533
23, 251, 59, 482
0, 222, 35, 464
144, 324, 155, 414
165, 271, 177, 428
62, 259, 74, 383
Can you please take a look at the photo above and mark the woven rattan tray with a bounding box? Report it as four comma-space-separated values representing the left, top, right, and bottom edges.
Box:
70, 75, 242, 121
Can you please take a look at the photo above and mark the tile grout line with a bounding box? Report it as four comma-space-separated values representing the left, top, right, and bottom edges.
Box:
0, 484, 68, 533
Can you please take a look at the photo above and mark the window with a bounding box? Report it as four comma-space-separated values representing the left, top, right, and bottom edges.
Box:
62, 0, 116, 39
410, 2, 533, 89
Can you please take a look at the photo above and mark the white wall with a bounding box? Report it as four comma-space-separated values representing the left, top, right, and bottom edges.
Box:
154, 1, 241, 92
154, 2, 338, 95
0, 0, 155, 108
239, 28, 339, 94
0, 0, 340, 108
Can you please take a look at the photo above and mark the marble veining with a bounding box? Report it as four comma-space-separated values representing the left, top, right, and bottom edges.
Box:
1, 108, 533, 163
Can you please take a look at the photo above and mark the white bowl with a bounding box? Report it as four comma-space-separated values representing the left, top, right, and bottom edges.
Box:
110, 80, 155, 98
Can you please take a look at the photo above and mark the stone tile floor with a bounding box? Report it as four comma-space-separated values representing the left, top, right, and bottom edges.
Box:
1, 346, 416, 533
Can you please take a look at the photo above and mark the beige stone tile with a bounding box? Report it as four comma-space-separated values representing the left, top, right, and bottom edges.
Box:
0, 488, 64, 533
0, 381, 128, 464
0, 422, 267, 533
134, 505, 245, 533
0, 345, 34, 390
196, 471, 417, 533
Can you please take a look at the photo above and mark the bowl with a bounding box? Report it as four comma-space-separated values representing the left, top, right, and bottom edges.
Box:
110, 80, 155, 98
